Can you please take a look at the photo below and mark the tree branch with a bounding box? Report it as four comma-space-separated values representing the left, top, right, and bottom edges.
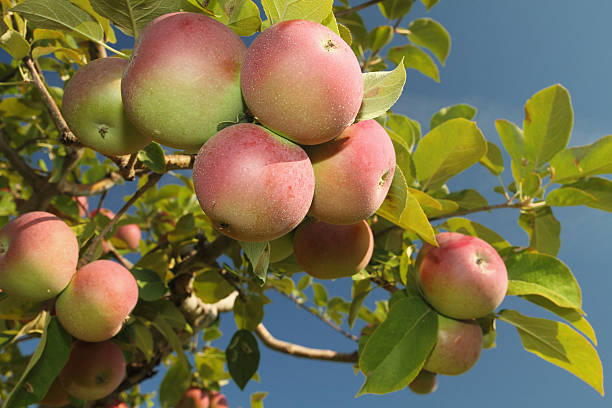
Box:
428, 200, 547, 222
0, 129, 44, 187
255, 323, 358, 363
335, 0, 384, 17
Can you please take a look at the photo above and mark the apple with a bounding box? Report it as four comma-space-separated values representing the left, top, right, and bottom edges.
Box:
59, 340, 126, 401
417, 232, 508, 319
116, 223, 141, 250
408, 370, 438, 394
241, 19, 363, 145
122, 12, 247, 152
306, 119, 396, 224
269, 233, 294, 263
39, 376, 69, 407
62, 57, 151, 156
293, 220, 373, 279
55, 260, 139, 342
105, 399, 128, 408
74, 196, 89, 217
193, 123, 314, 242
177, 388, 228, 408
0, 211, 78, 302
423, 314, 483, 376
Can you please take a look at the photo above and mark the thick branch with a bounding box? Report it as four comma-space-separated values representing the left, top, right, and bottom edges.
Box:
255, 323, 358, 363
335, 0, 384, 17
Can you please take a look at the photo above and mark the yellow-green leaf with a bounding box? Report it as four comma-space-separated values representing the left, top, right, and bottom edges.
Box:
387, 44, 439, 81
357, 60, 406, 121
550, 135, 612, 183
261, 0, 333, 25
406, 18, 450, 64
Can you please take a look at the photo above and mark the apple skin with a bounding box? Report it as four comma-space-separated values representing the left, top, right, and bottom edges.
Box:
55, 260, 139, 342
0, 211, 78, 302
306, 119, 396, 225
193, 123, 314, 242
177, 388, 228, 408
122, 12, 246, 152
417, 232, 508, 319
105, 399, 128, 408
241, 19, 363, 145
116, 223, 141, 250
39, 376, 69, 407
59, 340, 126, 401
423, 314, 483, 376
62, 58, 151, 156
269, 232, 294, 263
293, 220, 373, 279
74, 196, 89, 217
408, 370, 438, 394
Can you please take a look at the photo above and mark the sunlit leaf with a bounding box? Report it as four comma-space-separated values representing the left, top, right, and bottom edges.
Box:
387, 44, 439, 82
357, 60, 407, 121
261, 0, 333, 24
406, 18, 450, 64
550, 135, 612, 183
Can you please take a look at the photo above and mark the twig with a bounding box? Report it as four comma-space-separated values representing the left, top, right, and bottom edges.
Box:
79, 173, 162, 267
335, 0, 384, 17
0, 129, 43, 187
428, 200, 547, 222
272, 287, 359, 342
255, 323, 358, 363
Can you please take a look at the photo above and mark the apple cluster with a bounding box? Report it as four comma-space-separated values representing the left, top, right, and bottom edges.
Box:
0, 211, 138, 403
61, 12, 396, 281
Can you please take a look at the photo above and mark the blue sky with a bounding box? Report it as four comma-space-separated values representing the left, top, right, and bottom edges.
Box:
3, 0, 612, 407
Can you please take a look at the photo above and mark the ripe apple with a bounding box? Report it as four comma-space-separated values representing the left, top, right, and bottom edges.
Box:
39, 376, 69, 407
105, 399, 128, 408
74, 196, 89, 217
122, 12, 247, 152
116, 223, 141, 250
177, 388, 228, 408
62, 58, 151, 156
193, 123, 314, 242
306, 119, 396, 224
241, 19, 363, 145
408, 370, 438, 394
293, 220, 373, 279
0, 211, 78, 302
55, 260, 139, 342
59, 340, 126, 401
417, 232, 508, 319
423, 314, 483, 376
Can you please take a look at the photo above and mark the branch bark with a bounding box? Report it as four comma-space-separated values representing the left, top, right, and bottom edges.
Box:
334, 0, 384, 17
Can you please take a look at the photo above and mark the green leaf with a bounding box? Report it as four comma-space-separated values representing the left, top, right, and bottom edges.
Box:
159, 356, 191, 408
406, 18, 450, 64
441, 217, 511, 251
208, 0, 262, 36
357, 60, 407, 121
420, 0, 439, 10
129, 320, 155, 361
358, 296, 437, 395
522, 295, 597, 345
430, 103, 476, 130
518, 206, 561, 256
348, 279, 371, 329
368, 25, 393, 52
378, 0, 413, 19
234, 295, 264, 331
385, 113, 421, 153
498, 310, 603, 395
296, 275, 311, 291
193, 269, 236, 304
240, 241, 270, 285
132, 268, 167, 301
413, 118, 487, 190
0, 98, 42, 119
547, 177, 612, 212
550, 135, 612, 183
261, 0, 333, 24
226, 329, 260, 390
195, 347, 230, 382
479, 141, 504, 176
152, 315, 187, 360
523, 84, 573, 169
320, 11, 340, 35
442, 189, 488, 210
505, 251, 581, 310
91, 0, 180, 37
311, 283, 328, 307
69, 0, 117, 43
387, 44, 439, 81
496, 119, 530, 181
0, 30, 31, 60
138, 142, 166, 174
250, 391, 268, 408
3, 315, 72, 408
337, 22, 352, 45
12, 0, 103, 42
376, 166, 437, 245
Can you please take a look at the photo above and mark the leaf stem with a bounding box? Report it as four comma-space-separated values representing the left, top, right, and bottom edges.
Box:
335, 0, 384, 17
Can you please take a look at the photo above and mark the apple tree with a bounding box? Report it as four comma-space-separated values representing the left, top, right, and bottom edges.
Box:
0, 0, 607, 406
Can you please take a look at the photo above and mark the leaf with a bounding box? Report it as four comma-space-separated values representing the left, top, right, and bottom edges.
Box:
193, 269, 236, 303
413, 118, 487, 190
129, 320, 155, 361
250, 391, 268, 408
368, 25, 393, 52
132, 267, 167, 301
496, 119, 530, 181
518, 206, 561, 256
357, 60, 406, 121
261, 0, 333, 25
226, 329, 260, 390
195, 347, 231, 382
91, 0, 180, 37
233, 294, 264, 332
522, 295, 597, 345
523, 84, 573, 169
138, 142, 166, 174
159, 356, 191, 408
0, 30, 30, 60
376, 166, 437, 245
420, 0, 439, 10
387, 44, 439, 81
3, 315, 72, 408
441, 217, 511, 251
152, 315, 187, 360
378, 0, 413, 20
69, 0, 117, 43
358, 296, 437, 395
442, 189, 488, 210
505, 251, 581, 310
547, 177, 612, 212
240, 241, 270, 285
11, 0, 103, 42
430, 103, 476, 130
406, 18, 450, 64
498, 310, 603, 395
385, 113, 421, 153
348, 279, 371, 329
207, 0, 262, 36
479, 141, 504, 175
296, 274, 311, 291
550, 135, 612, 183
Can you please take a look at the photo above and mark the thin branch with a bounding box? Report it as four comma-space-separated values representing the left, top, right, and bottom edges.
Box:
255, 323, 358, 363
0, 129, 44, 187
79, 173, 162, 267
428, 200, 547, 222
272, 287, 359, 342
334, 0, 384, 17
